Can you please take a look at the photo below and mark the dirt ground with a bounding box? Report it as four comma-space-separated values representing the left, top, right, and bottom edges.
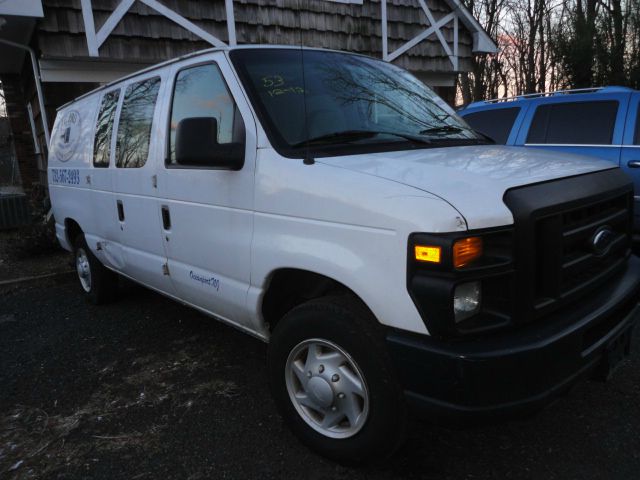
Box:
0, 230, 70, 282
1, 241, 639, 479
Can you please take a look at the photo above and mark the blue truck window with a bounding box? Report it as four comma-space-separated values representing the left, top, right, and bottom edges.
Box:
526, 101, 618, 145
635, 104, 640, 145
462, 107, 520, 144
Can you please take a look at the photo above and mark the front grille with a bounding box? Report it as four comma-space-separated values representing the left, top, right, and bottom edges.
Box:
533, 193, 631, 312
503, 169, 634, 325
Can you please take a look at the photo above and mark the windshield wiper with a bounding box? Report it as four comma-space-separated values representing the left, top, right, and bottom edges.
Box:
419, 125, 464, 135
292, 130, 432, 148
420, 125, 495, 144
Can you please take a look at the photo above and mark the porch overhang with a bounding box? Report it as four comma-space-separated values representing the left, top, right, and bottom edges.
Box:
0, 0, 43, 74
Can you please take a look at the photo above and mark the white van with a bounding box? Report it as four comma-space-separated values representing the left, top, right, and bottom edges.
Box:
49, 46, 640, 462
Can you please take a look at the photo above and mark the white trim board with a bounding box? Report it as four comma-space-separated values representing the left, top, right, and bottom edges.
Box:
79, 0, 234, 57
76, 0, 495, 65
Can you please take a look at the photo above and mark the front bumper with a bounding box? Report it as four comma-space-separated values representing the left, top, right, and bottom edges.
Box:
387, 255, 640, 424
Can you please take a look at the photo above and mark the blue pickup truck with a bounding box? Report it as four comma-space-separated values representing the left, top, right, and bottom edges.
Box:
458, 87, 640, 236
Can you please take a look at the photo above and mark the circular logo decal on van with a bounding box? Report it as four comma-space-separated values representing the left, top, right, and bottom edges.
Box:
55, 110, 82, 162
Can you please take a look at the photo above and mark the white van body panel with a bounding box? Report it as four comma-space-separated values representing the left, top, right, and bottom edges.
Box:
49, 94, 101, 251
155, 52, 259, 330
250, 148, 467, 335
111, 70, 176, 294
48, 47, 618, 341
91, 86, 123, 271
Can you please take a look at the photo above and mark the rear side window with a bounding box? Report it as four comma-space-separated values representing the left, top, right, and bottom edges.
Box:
526, 101, 618, 145
168, 63, 242, 165
93, 90, 120, 167
461, 107, 520, 144
116, 77, 161, 168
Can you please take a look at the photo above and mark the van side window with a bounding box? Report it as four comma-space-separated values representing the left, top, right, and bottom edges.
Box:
116, 77, 161, 168
526, 101, 618, 145
93, 90, 120, 167
168, 63, 242, 165
461, 107, 520, 145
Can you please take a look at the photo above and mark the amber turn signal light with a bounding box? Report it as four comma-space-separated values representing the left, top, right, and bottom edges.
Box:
453, 237, 483, 268
414, 245, 441, 263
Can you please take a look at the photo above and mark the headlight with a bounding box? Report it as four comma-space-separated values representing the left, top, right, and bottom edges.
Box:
454, 281, 481, 322
408, 229, 512, 337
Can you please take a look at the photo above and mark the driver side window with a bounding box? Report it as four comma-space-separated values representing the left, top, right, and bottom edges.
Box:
168, 63, 244, 166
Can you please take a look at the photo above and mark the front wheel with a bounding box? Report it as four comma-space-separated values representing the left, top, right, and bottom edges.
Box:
268, 295, 407, 464
73, 234, 118, 304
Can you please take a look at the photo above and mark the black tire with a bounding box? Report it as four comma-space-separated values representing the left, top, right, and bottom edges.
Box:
268, 295, 407, 464
73, 234, 118, 304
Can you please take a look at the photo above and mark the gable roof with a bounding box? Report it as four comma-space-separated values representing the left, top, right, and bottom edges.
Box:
37, 0, 497, 75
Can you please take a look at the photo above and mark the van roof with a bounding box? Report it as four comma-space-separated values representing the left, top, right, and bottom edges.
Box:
462, 86, 636, 111
57, 45, 364, 111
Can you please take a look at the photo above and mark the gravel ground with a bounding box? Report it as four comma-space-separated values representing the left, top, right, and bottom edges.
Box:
0, 230, 70, 282
1, 266, 639, 479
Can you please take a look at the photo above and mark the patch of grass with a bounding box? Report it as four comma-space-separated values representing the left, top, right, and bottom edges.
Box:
0, 405, 86, 479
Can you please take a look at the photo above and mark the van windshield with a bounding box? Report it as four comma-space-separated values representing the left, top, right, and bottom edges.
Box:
230, 48, 482, 157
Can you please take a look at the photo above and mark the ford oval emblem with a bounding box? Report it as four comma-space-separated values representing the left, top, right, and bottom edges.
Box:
591, 226, 615, 256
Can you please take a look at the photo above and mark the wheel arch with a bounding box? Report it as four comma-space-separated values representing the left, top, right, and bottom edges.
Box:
260, 268, 372, 332
64, 218, 83, 248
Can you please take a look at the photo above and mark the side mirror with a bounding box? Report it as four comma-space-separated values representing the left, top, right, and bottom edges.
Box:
175, 117, 244, 169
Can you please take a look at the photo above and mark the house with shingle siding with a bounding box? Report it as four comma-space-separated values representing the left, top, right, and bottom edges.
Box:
0, 0, 495, 202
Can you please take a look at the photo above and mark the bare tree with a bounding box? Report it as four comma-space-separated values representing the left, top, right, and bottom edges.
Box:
457, 0, 640, 104
458, 0, 511, 103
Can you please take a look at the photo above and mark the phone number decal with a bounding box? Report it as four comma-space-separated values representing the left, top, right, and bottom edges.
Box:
51, 168, 80, 186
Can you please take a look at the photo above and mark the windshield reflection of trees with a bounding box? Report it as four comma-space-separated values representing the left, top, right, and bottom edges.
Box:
313, 55, 473, 139
116, 77, 161, 168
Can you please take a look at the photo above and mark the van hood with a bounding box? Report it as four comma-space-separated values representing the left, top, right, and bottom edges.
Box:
317, 145, 616, 230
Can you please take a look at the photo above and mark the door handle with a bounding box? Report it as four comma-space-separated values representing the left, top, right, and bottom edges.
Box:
116, 200, 125, 222
161, 205, 171, 230
627, 161, 640, 168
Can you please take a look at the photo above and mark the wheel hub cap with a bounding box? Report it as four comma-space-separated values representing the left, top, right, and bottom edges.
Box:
285, 338, 369, 439
306, 377, 333, 408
